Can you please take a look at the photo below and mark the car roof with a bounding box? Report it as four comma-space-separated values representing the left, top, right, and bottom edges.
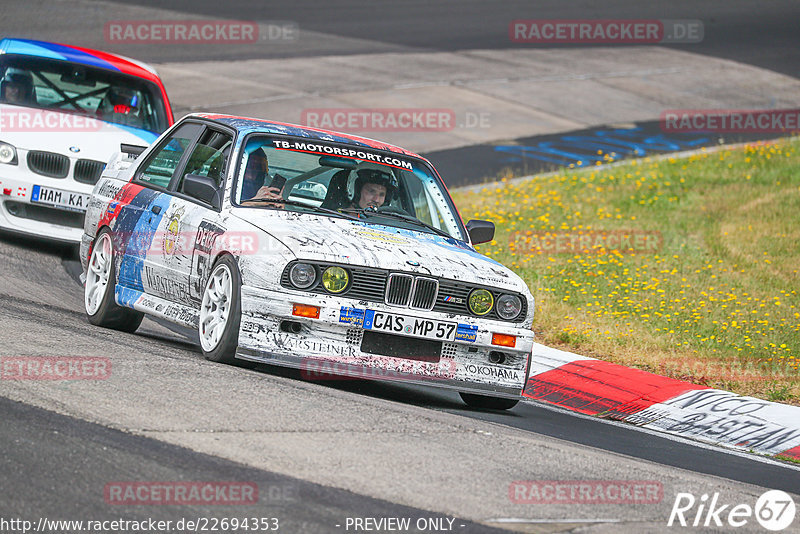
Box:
0, 38, 162, 84
193, 112, 427, 161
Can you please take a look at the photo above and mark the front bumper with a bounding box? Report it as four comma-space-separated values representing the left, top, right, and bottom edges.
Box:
236, 285, 534, 397
0, 173, 90, 244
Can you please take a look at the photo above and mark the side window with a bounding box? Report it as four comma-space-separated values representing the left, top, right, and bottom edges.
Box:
137, 123, 202, 188
178, 129, 233, 193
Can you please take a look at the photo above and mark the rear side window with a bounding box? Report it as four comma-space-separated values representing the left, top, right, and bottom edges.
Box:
138, 123, 202, 188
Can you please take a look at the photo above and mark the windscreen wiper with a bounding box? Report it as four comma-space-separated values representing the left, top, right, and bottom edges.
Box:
341, 206, 454, 239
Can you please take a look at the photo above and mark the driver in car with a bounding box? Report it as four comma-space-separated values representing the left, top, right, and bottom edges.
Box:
240, 149, 284, 207
349, 168, 397, 210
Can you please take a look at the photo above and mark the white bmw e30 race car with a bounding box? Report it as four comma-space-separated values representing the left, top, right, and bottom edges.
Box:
80, 113, 534, 409
0, 38, 173, 243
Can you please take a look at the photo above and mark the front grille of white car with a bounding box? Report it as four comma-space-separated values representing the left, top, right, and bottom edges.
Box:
385, 274, 438, 310
281, 261, 527, 321
27, 151, 69, 178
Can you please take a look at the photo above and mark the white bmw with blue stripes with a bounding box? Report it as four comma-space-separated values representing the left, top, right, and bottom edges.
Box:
0, 39, 172, 243
80, 113, 534, 409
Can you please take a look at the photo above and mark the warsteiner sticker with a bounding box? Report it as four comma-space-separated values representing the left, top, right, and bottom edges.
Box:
339, 306, 365, 326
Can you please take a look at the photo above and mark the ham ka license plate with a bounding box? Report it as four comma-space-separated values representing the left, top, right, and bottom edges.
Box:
31, 185, 89, 212
362, 310, 457, 341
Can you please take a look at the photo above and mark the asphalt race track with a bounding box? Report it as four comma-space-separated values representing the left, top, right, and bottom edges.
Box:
1, 1, 799, 532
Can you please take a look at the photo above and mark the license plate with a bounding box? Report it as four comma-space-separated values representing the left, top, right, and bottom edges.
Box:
31, 185, 89, 212
362, 309, 457, 342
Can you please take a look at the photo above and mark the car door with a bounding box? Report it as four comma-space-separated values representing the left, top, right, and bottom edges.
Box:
146, 126, 235, 306
113, 121, 203, 298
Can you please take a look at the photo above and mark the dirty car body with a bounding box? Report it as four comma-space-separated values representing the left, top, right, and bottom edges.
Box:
80, 113, 534, 407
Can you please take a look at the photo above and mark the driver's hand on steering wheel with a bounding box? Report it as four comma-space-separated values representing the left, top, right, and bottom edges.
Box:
241, 186, 284, 208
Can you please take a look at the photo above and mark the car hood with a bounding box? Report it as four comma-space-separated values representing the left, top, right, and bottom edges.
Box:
232, 209, 527, 293
0, 104, 158, 160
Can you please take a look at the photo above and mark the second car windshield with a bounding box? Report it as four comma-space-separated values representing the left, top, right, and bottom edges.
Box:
0, 56, 169, 134
234, 136, 465, 241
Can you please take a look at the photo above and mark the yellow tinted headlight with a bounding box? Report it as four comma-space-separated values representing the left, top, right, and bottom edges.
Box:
469, 288, 493, 316
322, 266, 349, 293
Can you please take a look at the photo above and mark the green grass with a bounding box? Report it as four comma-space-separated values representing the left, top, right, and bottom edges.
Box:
452, 139, 800, 402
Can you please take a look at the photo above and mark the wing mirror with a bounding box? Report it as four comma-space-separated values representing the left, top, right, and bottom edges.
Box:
182, 173, 221, 210
465, 219, 495, 245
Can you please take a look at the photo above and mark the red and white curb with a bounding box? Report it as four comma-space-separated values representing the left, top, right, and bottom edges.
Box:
523, 343, 800, 460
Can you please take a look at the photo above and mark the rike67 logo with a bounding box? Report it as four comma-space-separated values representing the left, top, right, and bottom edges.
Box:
668, 490, 796, 531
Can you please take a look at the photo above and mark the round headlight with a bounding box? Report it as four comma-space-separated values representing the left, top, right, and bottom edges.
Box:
289, 263, 317, 289
322, 266, 349, 293
496, 294, 522, 320
468, 288, 494, 316
0, 142, 17, 165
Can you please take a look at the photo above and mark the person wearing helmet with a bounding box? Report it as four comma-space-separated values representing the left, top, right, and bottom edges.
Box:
1, 69, 35, 104
350, 168, 397, 210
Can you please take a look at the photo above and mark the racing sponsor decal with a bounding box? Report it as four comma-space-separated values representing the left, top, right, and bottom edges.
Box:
190, 220, 226, 300
268, 332, 358, 358
352, 228, 412, 244
144, 266, 193, 306
271, 139, 414, 171
461, 363, 522, 382
339, 306, 365, 326
97, 180, 122, 200
241, 320, 267, 334
455, 324, 477, 343
162, 206, 186, 256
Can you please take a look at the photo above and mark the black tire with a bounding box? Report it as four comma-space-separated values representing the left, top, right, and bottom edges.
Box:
459, 392, 519, 411
199, 254, 253, 367
84, 229, 144, 333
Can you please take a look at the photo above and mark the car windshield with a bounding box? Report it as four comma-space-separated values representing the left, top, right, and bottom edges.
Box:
0, 55, 169, 133
234, 135, 466, 241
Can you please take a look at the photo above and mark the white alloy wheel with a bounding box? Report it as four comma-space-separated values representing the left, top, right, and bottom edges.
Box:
200, 262, 234, 352
85, 232, 113, 316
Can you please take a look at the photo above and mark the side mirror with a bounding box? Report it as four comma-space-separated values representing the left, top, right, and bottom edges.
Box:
465, 219, 495, 245
182, 173, 221, 210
